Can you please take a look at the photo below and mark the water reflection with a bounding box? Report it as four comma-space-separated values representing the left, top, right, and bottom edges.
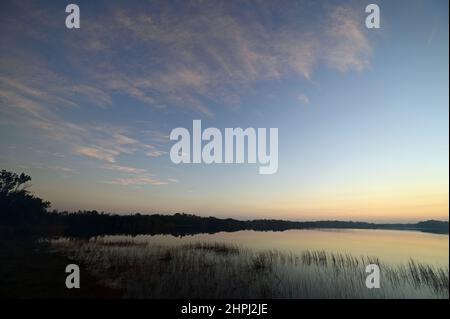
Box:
94, 229, 449, 266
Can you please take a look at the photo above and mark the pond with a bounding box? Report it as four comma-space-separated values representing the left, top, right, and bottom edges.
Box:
87, 228, 449, 266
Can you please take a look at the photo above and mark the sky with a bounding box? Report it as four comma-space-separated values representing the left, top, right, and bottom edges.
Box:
0, 0, 448, 222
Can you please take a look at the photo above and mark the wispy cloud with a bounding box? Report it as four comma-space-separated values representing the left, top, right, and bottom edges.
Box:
146, 150, 167, 158
47, 165, 74, 173
296, 94, 310, 105
0, 74, 167, 164
70, 126, 165, 163
101, 164, 148, 174
324, 6, 372, 72
104, 176, 167, 186
100, 164, 168, 187
75, 146, 118, 163
1, 1, 373, 119
8, 160, 75, 176
0, 0, 374, 188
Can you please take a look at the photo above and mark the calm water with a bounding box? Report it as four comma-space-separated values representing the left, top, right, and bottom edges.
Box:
98, 229, 449, 266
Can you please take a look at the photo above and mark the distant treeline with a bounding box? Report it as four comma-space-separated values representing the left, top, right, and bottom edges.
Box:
43, 211, 448, 237
1, 169, 448, 237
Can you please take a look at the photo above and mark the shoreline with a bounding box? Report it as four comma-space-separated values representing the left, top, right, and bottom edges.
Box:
0, 238, 122, 299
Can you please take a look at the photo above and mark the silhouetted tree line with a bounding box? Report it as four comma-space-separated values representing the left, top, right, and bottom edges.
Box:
43, 212, 450, 236
1, 170, 448, 237
0, 170, 50, 235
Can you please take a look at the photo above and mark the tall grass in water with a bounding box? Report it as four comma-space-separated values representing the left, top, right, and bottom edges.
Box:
50, 238, 449, 299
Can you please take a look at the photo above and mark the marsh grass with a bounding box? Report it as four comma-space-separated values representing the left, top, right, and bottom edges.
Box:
50, 238, 449, 299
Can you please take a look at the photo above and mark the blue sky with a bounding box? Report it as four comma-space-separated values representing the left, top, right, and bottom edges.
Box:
0, 0, 448, 221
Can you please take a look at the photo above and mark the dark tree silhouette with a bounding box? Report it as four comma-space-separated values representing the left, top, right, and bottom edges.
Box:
0, 170, 50, 228
0, 169, 448, 237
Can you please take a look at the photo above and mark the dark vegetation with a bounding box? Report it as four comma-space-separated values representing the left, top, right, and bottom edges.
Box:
0, 170, 121, 298
1, 169, 448, 238
0, 238, 121, 298
0, 170, 50, 236
44, 211, 450, 236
